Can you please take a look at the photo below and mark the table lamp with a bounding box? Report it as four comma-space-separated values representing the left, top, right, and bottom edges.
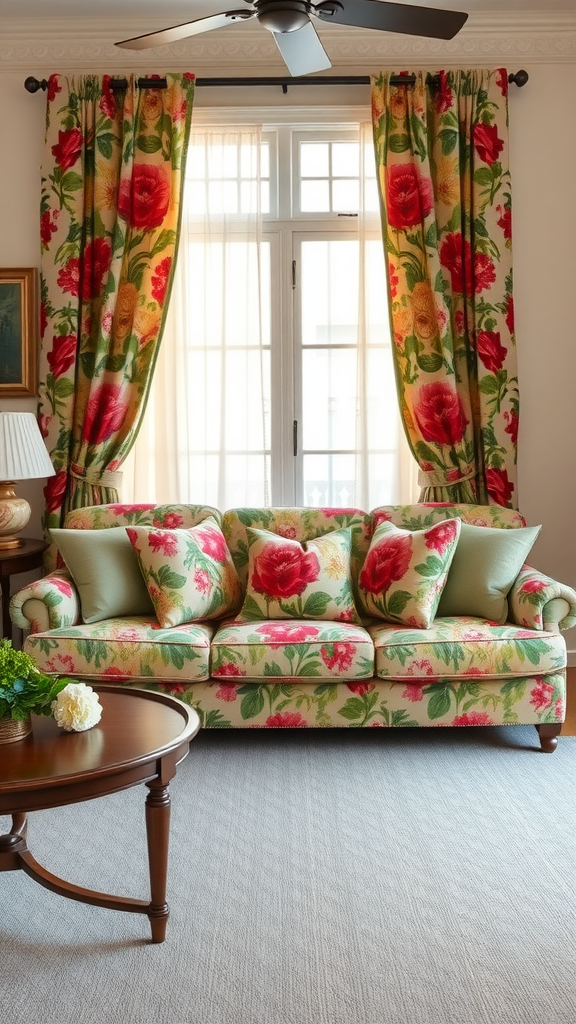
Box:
0, 411, 55, 549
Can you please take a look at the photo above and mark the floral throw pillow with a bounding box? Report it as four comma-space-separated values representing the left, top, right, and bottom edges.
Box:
126, 517, 242, 628
239, 526, 361, 623
358, 518, 461, 628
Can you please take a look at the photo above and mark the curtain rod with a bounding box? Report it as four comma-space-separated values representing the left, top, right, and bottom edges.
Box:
24, 70, 529, 94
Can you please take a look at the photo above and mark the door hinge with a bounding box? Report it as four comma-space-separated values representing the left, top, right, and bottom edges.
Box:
293, 419, 298, 457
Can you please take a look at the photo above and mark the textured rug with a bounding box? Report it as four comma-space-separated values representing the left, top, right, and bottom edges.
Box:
1, 725, 575, 1024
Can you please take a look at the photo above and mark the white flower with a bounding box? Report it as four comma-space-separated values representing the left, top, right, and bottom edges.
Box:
51, 683, 102, 732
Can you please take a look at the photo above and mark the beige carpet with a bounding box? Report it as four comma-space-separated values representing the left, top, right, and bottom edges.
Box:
1, 724, 575, 1024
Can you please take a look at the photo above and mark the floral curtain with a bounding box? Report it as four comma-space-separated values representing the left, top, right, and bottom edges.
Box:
39, 72, 194, 567
371, 68, 518, 507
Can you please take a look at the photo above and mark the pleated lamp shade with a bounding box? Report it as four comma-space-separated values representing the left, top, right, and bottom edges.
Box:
0, 412, 55, 548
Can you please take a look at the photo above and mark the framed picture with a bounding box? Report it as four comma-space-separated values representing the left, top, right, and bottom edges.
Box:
0, 268, 38, 397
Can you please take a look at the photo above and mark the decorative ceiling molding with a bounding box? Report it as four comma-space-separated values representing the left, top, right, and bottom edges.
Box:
2, 15, 576, 71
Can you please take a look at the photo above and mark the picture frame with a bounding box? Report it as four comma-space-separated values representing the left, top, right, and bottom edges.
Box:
0, 268, 38, 397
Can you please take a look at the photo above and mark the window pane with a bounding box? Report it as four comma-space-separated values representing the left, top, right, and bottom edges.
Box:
332, 142, 359, 176
332, 179, 359, 212
301, 240, 359, 343
301, 142, 329, 176
302, 454, 357, 508
300, 179, 330, 212
302, 349, 357, 450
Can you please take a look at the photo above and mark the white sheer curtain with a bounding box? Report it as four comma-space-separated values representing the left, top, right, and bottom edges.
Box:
122, 119, 418, 511
122, 125, 269, 508
354, 122, 418, 510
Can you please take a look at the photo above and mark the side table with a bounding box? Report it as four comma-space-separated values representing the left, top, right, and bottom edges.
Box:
0, 538, 47, 640
0, 685, 201, 943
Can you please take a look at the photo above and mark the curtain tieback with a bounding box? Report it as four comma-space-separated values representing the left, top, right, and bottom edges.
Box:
70, 464, 123, 489
417, 465, 477, 488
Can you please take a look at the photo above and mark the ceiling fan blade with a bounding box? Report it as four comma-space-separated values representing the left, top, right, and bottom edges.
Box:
314, 0, 468, 41
116, 11, 255, 50
273, 21, 332, 76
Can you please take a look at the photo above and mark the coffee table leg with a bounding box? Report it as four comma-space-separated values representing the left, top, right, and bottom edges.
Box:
145, 779, 171, 943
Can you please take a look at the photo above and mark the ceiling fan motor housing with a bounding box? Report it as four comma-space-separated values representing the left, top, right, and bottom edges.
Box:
254, 0, 313, 34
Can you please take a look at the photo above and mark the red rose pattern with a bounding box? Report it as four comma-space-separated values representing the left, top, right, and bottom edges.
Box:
255, 622, 320, 644
359, 532, 412, 595
386, 163, 433, 230
473, 123, 504, 166
83, 382, 128, 445
504, 409, 519, 447
252, 541, 320, 600
321, 643, 355, 672
47, 335, 76, 378
44, 469, 67, 513
485, 466, 514, 506
439, 233, 496, 297
424, 519, 459, 555
148, 530, 179, 557
197, 525, 228, 563
57, 238, 111, 302
520, 579, 547, 595
346, 682, 375, 696
529, 679, 555, 711
117, 164, 171, 230
496, 203, 512, 240
265, 711, 307, 728
151, 256, 172, 303
452, 712, 494, 726
476, 331, 507, 373
51, 127, 83, 171
433, 71, 454, 114
414, 382, 468, 446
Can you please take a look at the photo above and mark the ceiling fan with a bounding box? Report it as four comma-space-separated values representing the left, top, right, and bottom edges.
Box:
116, 1, 468, 78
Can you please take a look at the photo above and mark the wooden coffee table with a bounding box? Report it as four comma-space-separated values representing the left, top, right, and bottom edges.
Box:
0, 685, 200, 943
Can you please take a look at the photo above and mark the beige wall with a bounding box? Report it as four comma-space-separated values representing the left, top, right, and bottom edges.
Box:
1, 17, 575, 656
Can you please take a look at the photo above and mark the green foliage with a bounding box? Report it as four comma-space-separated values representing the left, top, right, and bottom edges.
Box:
0, 640, 69, 721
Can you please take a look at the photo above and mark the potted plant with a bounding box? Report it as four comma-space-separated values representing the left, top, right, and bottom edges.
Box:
0, 640, 68, 744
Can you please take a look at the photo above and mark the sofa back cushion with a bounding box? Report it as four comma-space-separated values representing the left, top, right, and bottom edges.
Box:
369, 503, 526, 532
64, 503, 221, 531
222, 508, 372, 596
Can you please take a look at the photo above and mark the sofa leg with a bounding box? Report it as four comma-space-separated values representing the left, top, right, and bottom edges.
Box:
536, 724, 562, 753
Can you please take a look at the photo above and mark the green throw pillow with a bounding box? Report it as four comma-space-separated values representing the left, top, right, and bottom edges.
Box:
51, 527, 155, 623
436, 521, 541, 624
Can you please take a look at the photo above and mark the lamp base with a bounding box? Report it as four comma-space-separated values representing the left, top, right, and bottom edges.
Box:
0, 482, 31, 549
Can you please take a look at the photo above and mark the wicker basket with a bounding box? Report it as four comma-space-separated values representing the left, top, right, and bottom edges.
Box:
0, 715, 32, 744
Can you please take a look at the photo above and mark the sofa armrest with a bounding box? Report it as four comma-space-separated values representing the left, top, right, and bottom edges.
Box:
508, 566, 576, 632
9, 571, 82, 632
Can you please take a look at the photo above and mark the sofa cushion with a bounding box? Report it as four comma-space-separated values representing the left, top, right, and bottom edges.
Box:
368, 615, 566, 681
357, 518, 461, 628
211, 619, 375, 680
126, 518, 242, 627
239, 526, 361, 623
24, 617, 213, 682
222, 507, 371, 589
50, 527, 155, 623
436, 522, 541, 624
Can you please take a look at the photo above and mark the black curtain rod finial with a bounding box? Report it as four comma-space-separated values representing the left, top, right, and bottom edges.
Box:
25, 76, 49, 93
508, 69, 529, 87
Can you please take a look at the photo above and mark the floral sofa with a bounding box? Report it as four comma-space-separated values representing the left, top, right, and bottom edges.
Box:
10, 502, 576, 752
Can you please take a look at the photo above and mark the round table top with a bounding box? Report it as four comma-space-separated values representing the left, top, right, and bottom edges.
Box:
0, 686, 200, 812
